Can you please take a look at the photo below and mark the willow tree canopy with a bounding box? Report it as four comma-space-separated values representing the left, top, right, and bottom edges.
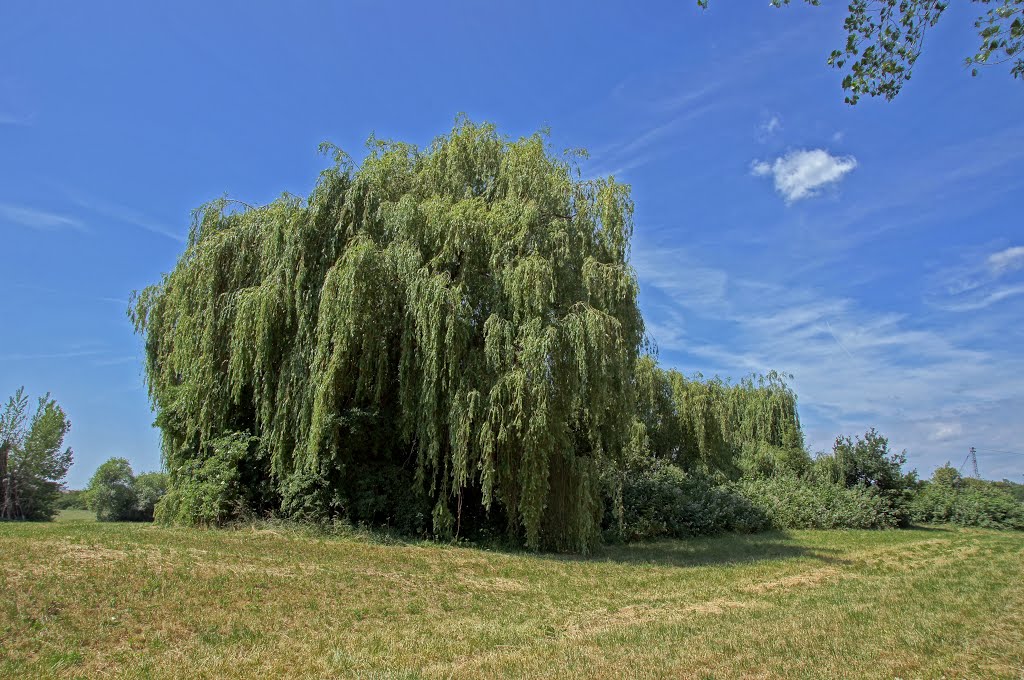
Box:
633, 357, 803, 476
133, 119, 644, 551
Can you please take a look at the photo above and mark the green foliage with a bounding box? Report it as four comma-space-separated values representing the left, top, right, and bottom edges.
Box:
134, 118, 644, 552
86, 458, 138, 521
699, 0, 1024, 104
607, 459, 770, 541
992, 478, 1024, 503
0, 387, 73, 521
633, 357, 804, 477
155, 432, 255, 527
814, 428, 915, 494
931, 462, 963, 489
85, 458, 168, 522
910, 480, 1024, 530
736, 440, 813, 480
738, 476, 905, 530
55, 489, 87, 510
133, 471, 168, 521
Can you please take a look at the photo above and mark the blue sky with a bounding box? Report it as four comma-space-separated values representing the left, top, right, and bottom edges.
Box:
2, 1, 1023, 487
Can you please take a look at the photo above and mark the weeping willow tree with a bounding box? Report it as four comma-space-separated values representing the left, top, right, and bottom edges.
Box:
132, 118, 644, 552
632, 356, 803, 477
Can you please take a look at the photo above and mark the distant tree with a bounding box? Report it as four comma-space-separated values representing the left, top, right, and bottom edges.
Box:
0, 387, 74, 521
699, 0, 1024, 104
133, 471, 168, 521
632, 357, 804, 477
818, 428, 914, 493
55, 489, 88, 510
992, 478, 1024, 503
931, 462, 963, 488
86, 458, 138, 521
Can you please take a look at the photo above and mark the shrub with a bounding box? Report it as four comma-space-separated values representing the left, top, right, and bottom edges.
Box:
737, 476, 904, 530
133, 471, 168, 521
86, 458, 138, 521
606, 460, 770, 542
909, 481, 1024, 530
279, 469, 342, 524
155, 432, 254, 526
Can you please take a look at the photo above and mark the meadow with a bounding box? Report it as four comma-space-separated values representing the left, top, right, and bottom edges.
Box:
2, 512, 1022, 678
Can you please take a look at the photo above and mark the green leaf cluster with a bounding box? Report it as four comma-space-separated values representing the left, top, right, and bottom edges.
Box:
632, 356, 804, 477
699, 0, 1024, 104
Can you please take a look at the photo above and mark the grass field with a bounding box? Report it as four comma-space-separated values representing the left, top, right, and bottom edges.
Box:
2, 513, 1022, 679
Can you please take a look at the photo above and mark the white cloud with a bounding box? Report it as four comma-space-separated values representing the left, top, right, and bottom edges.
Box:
987, 245, 1024, 275
751, 149, 858, 202
0, 204, 86, 232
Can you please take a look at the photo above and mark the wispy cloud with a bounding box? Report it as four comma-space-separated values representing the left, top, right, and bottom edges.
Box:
751, 149, 858, 203
587, 28, 810, 179
0, 113, 31, 126
13, 283, 130, 309
929, 244, 1024, 312
757, 114, 782, 142
0, 203, 87, 232
64, 189, 185, 242
586, 103, 720, 178
0, 349, 103, 361
91, 355, 139, 367
987, 246, 1024, 275
633, 245, 1024, 476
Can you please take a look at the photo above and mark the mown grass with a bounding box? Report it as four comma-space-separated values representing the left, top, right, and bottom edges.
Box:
2, 516, 1022, 679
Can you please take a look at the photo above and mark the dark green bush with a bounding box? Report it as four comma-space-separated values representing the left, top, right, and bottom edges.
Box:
606, 461, 770, 541
909, 482, 1024, 530
737, 476, 904, 530
133, 471, 168, 521
155, 432, 255, 526
86, 458, 139, 521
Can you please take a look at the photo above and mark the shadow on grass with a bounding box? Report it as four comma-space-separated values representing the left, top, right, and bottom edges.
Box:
117, 517, 852, 570
457, 530, 850, 569
902, 524, 953, 533
588, 531, 849, 569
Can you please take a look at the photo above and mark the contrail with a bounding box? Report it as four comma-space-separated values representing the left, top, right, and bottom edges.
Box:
825, 320, 856, 360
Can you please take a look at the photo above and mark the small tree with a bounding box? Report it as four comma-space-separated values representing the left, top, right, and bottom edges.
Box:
932, 462, 963, 489
86, 458, 138, 521
824, 428, 913, 493
0, 388, 74, 521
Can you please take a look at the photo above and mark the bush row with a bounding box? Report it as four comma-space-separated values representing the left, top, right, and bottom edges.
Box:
909, 482, 1024, 530
607, 462, 908, 541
